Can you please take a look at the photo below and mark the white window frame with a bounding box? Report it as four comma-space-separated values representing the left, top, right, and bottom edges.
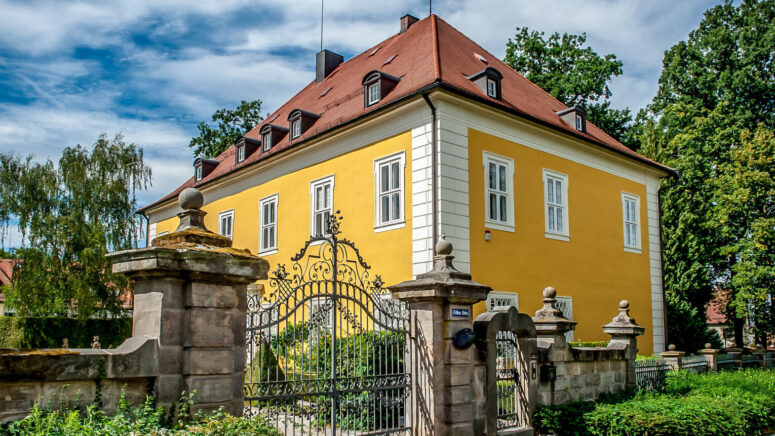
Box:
291, 119, 302, 139
310, 175, 335, 238
555, 295, 574, 342
622, 192, 641, 253
543, 169, 569, 241
195, 164, 203, 181
373, 151, 406, 231
367, 82, 380, 106
262, 133, 272, 151
483, 151, 515, 232
237, 144, 246, 162
486, 291, 518, 312
486, 78, 497, 98
157, 231, 169, 237
218, 210, 234, 239
575, 114, 584, 131
259, 193, 278, 256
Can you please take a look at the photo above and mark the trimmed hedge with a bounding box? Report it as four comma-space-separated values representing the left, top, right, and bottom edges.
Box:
0, 316, 132, 349
535, 369, 775, 436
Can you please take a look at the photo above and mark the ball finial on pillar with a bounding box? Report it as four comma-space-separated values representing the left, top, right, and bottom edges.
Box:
436, 235, 453, 255
179, 187, 204, 210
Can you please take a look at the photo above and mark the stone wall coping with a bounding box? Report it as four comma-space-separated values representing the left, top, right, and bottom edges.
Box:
109, 246, 268, 282
0, 337, 159, 382
698, 349, 720, 355
659, 351, 685, 358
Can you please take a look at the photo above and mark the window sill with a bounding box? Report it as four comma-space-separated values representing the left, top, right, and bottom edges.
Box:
374, 221, 405, 233
545, 232, 570, 242
258, 248, 278, 257
623, 246, 642, 254
485, 221, 515, 233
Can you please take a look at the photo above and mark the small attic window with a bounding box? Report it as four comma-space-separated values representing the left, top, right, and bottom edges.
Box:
288, 109, 321, 140
237, 144, 246, 162
195, 164, 203, 181
260, 124, 289, 152
193, 157, 218, 181
555, 105, 587, 133
467, 67, 503, 100
362, 70, 400, 108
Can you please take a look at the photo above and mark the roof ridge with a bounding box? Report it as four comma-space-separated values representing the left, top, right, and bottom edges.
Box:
431, 14, 441, 80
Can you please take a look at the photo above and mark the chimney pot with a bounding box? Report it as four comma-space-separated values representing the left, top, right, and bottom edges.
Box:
316, 49, 344, 83
400, 14, 419, 33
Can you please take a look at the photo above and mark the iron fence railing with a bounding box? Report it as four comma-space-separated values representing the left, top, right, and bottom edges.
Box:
635, 358, 670, 391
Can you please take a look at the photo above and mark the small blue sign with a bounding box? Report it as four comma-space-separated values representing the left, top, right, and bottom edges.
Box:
451, 308, 470, 317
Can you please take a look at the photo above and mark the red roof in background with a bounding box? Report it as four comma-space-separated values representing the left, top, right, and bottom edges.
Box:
142, 15, 672, 212
0, 259, 18, 304
706, 301, 727, 325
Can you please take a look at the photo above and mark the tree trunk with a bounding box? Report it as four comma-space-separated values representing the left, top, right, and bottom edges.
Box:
733, 318, 745, 348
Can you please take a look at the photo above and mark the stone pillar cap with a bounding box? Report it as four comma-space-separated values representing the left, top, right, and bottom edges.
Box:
532, 287, 576, 334
602, 299, 644, 337
389, 237, 491, 303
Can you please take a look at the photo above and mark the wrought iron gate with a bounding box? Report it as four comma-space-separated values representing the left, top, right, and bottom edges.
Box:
244, 213, 412, 435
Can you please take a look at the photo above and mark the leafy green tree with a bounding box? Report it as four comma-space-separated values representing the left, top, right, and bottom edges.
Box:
504, 28, 635, 148
713, 126, 774, 347
189, 99, 264, 158
640, 0, 775, 349
0, 134, 151, 318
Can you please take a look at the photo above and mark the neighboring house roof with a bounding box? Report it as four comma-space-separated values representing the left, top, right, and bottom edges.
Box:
0, 259, 18, 305
706, 300, 727, 325
141, 14, 673, 213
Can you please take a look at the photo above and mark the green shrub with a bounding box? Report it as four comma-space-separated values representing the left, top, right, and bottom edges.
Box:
568, 341, 609, 348
533, 370, 775, 436
4, 391, 281, 435
0, 316, 131, 349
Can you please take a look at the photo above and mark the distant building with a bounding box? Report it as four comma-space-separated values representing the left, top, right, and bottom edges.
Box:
0, 259, 18, 315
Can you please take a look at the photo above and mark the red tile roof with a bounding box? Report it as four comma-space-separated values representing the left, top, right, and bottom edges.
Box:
0, 259, 17, 304
141, 15, 672, 212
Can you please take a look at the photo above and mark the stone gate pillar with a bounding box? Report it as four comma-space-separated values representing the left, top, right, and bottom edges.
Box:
108, 188, 268, 416
602, 300, 644, 390
389, 238, 490, 436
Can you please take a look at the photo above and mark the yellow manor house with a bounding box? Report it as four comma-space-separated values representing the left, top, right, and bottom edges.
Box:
141, 14, 674, 355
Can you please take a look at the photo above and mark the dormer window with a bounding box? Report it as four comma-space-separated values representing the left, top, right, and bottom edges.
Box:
556, 106, 587, 133
260, 124, 289, 152
368, 83, 380, 106
467, 67, 503, 100
486, 78, 497, 98
234, 136, 260, 164
291, 119, 301, 138
287, 109, 320, 140
237, 144, 246, 162
362, 71, 400, 108
193, 157, 219, 182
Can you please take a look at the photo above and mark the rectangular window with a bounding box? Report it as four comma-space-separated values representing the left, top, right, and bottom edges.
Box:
486, 78, 497, 98
374, 152, 405, 229
291, 119, 302, 139
483, 151, 514, 231
367, 83, 380, 106
622, 193, 641, 251
575, 114, 584, 131
543, 169, 569, 239
486, 291, 518, 312
310, 175, 334, 237
259, 194, 278, 254
237, 145, 246, 162
262, 133, 272, 151
218, 210, 234, 239
195, 165, 203, 181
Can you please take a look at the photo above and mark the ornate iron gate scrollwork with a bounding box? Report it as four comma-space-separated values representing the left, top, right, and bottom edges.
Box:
245, 212, 412, 435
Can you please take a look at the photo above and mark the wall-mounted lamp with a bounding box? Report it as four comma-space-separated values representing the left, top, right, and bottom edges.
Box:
484, 230, 491, 241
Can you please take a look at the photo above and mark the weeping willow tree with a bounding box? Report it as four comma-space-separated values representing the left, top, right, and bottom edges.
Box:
0, 134, 151, 319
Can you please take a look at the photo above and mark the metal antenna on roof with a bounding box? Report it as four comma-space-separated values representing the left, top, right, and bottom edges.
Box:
320, 0, 324, 51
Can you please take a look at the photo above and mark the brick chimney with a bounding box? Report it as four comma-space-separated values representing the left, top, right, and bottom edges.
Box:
400, 14, 419, 33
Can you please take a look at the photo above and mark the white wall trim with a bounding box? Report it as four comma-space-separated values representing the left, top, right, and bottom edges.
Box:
411, 122, 434, 277
646, 182, 666, 353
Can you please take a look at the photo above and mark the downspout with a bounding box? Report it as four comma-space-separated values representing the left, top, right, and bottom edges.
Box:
421, 93, 438, 253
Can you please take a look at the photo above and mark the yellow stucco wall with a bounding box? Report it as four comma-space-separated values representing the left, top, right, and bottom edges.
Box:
153, 131, 414, 291
467, 129, 655, 355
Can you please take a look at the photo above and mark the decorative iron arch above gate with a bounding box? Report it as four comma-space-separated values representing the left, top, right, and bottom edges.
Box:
244, 212, 412, 435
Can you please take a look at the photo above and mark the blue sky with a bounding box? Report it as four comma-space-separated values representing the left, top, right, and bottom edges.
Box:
0, 0, 718, 247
